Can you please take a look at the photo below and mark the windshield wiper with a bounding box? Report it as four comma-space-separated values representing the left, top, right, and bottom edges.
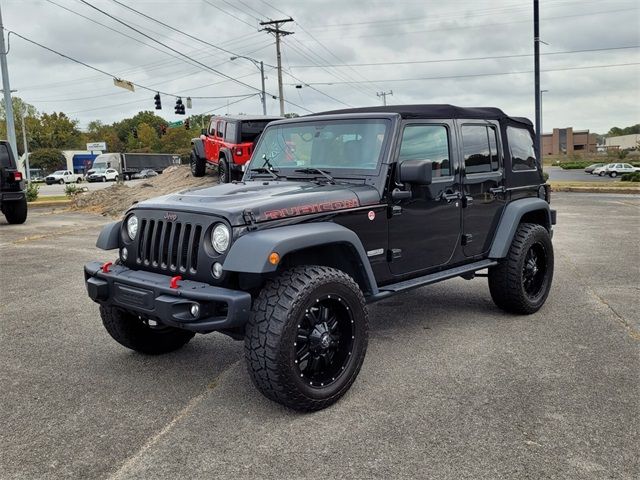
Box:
294, 167, 335, 184
249, 167, 280, 181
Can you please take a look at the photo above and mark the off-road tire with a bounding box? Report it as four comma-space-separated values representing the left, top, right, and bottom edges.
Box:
3, 198, 28, 224
488, 222, 554, 314
100, 305, 195, 355
245, 266, 369, 411
218, 158, 229, 183
190, 150, 206, 177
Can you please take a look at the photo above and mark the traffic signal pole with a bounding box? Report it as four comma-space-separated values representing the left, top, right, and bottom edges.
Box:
0, 3, 18, 159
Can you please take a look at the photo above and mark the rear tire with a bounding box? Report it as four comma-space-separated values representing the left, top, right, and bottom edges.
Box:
190, 150, 206, 177
488, 223, 554, 314
100, 306, 195, 355
218, 158, 229, 183
3, 198, 28, 224
610, 171, 617, 178
245, 266, 369, 411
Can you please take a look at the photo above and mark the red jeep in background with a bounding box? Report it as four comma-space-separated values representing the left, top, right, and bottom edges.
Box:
190, 115, 281, 182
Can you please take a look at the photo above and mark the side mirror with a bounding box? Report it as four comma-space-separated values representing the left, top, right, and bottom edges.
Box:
398, 159, 432, 185
200, 128, 207, 136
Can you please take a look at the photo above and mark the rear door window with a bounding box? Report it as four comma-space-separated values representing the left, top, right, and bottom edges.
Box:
507, 126, 537, 171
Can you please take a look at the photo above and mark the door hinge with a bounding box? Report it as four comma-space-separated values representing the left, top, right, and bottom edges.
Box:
462, 234, 473, 246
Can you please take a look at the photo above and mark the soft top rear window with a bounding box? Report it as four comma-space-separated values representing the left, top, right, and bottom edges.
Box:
0, 144, 14, 168
240, 121, 271, 143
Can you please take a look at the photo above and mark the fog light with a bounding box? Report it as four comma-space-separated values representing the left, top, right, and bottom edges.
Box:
212, 262, 223, 279
190, 304, 200, 317
121, 247, 128, 261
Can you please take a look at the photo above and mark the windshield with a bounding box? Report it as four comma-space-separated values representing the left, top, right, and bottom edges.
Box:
52, 170, 65, 175
247, 119, 389, 177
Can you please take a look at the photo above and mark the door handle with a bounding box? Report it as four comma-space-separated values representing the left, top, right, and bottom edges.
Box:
440, 190, 460, 203
489, 186, 505, 196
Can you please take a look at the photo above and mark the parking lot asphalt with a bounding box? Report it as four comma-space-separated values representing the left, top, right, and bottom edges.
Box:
1, 193, 638, 480
545, 166, 623, 183
36, 179, 145, 196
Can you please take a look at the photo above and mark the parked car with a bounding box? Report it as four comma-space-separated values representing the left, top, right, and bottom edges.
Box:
593, 163, 640, 177
190, 115, 282, 183
85, 104, 556, 412
87, 168, 119, 182
584, 163, 605, 174
0, 140, 27, 224
44, 170, 83, 185
133, 169, 158, 179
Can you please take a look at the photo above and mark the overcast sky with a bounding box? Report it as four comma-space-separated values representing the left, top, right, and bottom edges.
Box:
2, 0, 639, 133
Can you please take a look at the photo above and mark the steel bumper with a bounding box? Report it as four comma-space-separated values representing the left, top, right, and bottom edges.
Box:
84, 261, 252, 333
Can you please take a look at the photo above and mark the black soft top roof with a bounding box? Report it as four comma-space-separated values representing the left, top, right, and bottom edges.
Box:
212, 115, 281, 122
312, 104, 532, 126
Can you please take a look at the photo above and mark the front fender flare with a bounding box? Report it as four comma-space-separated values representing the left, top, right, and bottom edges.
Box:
223, 223, 379, 295
96, 221, 121, 250
489, 198, 552, 259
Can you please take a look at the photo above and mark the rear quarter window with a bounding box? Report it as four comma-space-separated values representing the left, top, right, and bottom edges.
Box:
0, 144, 14, 168
507, 126, 537, 171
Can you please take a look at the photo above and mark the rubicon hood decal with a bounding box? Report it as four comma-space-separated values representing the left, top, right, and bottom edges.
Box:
263, 198, 359, 220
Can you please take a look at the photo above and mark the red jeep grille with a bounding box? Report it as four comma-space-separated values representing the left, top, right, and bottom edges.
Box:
136, 219, 201, 274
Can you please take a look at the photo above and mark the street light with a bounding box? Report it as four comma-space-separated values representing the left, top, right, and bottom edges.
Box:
230, 56, 267, 115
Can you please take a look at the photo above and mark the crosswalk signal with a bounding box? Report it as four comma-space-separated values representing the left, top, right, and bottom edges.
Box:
184, 118, 190, 130
174, 98, 185, 115
154, 92, 162, 110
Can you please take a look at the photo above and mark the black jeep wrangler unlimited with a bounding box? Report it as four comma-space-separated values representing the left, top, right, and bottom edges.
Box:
0, 140, 28, 224
85, 105, 556, 411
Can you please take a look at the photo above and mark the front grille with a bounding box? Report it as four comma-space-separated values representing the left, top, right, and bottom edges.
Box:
136, 219, 202, 274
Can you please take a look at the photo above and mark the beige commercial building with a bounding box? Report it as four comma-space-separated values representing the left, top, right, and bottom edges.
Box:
541, 127, 597, 156
605, 134, 640, 150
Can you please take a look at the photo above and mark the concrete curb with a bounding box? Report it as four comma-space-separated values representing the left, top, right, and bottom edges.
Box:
28, 200, 72, 209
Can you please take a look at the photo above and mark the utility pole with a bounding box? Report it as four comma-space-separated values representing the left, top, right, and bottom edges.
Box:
534, 0, 542, 158
377, 90, 393, 106
0, 3, 18, 159
20, 110, 29, 182
260, 18, 293, 117
231, 56, 267, 115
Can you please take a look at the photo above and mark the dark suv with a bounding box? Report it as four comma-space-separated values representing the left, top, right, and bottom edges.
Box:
85, 105, 556, 411
0, 141, 27, 224
190, 115, 281, 183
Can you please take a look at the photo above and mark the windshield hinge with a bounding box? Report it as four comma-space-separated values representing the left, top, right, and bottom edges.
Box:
242, 209, 258, 230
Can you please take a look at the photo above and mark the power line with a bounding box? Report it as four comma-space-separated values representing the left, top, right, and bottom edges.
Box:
297, 62, 640, 86
288, 45, 640, 68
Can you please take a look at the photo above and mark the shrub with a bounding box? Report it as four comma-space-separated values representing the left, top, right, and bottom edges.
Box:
64, 184, 80, 198
621, 172, 640, 182
25, 182, 39, 202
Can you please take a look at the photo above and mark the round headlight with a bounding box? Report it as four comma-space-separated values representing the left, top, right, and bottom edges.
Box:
126, 215, 138, 240
211, 223, 230, 253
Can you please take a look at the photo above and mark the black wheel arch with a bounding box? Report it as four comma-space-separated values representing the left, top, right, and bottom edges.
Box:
191, 138, 206, 159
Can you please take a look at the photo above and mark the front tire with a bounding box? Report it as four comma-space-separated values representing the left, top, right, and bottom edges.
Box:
100, 306, 195, 355
3, 198, 28, 224
488, 223, 554, 314
598, 171, 606, 177
58, 179, 64, 185
101, 176, 106, 182
245, 266, 369, 411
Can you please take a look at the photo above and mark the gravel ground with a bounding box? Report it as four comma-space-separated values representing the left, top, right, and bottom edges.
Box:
0, 193, 638, 480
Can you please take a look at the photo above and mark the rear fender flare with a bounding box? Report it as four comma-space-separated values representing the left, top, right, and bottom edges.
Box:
489, 198, 552, 258
191, 138, 205, 159
223, 223, 379, 295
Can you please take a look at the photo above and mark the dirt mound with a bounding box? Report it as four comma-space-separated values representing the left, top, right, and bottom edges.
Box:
72, 165, 217, 217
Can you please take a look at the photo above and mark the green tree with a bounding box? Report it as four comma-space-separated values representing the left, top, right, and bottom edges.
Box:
137, 122, 159, 151
29, 148, 65, 174
159, 127, 192, 155
0, 97, 39, 156
29, 112, 82, 150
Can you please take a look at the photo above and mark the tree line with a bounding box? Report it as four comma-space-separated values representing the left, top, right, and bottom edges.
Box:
0, 97, 210, 172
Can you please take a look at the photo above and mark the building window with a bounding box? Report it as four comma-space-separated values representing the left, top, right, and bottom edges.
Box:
507, 126, 537, 171
461, 125, 500, 174
399, 125, 451, 177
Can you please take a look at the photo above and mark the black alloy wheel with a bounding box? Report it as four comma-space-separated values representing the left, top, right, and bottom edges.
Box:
522, 242, 548, 300
294, 295, 355, 388
218, 159, 229, 183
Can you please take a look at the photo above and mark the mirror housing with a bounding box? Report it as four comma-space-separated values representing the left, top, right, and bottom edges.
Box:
398, 159, 432, 185
200, 128, 207, 136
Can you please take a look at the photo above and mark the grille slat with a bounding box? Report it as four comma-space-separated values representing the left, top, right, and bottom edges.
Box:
135, 216, 202, 275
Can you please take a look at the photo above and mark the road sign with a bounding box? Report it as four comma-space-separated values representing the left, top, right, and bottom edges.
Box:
113, 78, 135, 92
168, 121, 184, 128
86, 142, 106, 151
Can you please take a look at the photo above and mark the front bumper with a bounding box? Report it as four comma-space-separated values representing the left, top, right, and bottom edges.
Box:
84, 261, 252, 333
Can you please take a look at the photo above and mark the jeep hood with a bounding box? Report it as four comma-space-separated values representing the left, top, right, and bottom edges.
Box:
133, 180, 381, 226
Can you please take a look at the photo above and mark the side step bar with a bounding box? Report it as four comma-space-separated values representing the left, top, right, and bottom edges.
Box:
368, 259, 497, 303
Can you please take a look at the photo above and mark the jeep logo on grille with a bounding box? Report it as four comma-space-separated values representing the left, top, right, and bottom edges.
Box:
163, 212, 178, 221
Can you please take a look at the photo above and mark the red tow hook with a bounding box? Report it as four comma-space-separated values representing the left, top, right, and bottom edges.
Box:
101, 261, 113, 273
169, 275, 182, 289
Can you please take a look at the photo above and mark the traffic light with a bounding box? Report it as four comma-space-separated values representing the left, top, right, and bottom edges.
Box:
154, 92, 162, 110
174, 98, 185, 115
186, 97, 192, 109
184, 118, 190, 130
133, 127, 138, 139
